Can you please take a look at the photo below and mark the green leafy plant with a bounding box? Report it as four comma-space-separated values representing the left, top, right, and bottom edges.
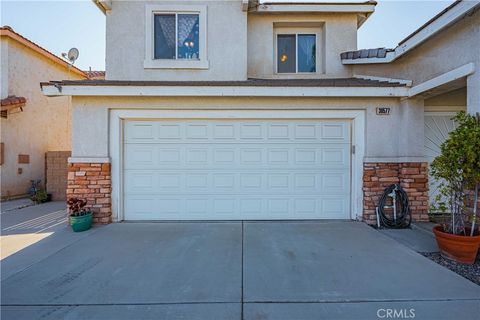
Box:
31, 189, 48, 204
67, 197, 91, 217
430, 112, 480, 236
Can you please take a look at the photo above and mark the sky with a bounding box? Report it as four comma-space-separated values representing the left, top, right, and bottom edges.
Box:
0, 0, 456, 71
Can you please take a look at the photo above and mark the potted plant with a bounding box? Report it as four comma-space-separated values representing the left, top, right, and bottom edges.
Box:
430, 112, 480, 264
68, 197, 93, 232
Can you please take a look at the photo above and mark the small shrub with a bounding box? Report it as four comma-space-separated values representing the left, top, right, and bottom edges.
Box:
430, 112, 480, 236
31, 189, 48, 204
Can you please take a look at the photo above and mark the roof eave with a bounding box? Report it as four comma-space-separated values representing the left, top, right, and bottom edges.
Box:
250, 1, 376, 14
40, 84, 409, 98
91, 0, 112, 15
0, 28, 87, 78
341, 0, 480, 64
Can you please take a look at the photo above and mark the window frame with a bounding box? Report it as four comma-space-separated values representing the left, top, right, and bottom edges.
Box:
274, 27, 322, 75
145, 5, 208, 69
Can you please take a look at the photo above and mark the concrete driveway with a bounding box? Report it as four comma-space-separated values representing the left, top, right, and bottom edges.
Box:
1, 221, 479, 320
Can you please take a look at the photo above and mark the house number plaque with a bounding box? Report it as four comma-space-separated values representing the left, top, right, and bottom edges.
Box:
376, 107, 391, 115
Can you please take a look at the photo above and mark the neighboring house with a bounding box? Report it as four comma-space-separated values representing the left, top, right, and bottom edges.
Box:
41, 0, 479, 224
1, 26, 87, 200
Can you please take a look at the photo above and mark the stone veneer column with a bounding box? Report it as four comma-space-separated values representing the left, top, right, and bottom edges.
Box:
363, 162, 429, 224
67, 163, 112, 224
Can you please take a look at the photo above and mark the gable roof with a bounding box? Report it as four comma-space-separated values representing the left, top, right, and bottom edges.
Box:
341, 0, 480, 64
0, 26, 87, 78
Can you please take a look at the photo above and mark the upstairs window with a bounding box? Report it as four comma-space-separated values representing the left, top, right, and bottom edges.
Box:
145, 5, 208, 69
277, 34, 316, 73
154, 13, 200, 60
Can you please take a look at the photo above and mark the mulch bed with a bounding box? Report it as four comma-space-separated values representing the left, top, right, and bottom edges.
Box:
420, 252, 480, 286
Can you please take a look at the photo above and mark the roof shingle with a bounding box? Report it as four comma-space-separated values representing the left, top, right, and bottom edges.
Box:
1, 96, 27, 107
340, 48, 392, 60
41, 78, 407, 88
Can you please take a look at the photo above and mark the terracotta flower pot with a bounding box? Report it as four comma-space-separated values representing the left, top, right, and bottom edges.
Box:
433, 225, 480, 265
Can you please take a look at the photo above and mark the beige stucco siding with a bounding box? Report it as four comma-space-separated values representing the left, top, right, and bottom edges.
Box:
352, 11, 479, 85
248, 13, 357, 79
351, 10, 478, 114
423, 87, 467, 112
106, 0, 248, 81
351, 9, 478, 115
0, 38, 83, 198
71, 96, 424, 162
1, 38, 8, 98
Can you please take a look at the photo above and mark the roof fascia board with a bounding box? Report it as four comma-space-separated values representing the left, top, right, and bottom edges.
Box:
342, 1, 480, 65
409, 62, 475, 97
92, 0, 112, 14
0, 29, 87, 78
1, 102, 26, 111
252, 3, 376, 13
395, 0, 478, 57
242, 0, 249, 11
41, 84, 408, 98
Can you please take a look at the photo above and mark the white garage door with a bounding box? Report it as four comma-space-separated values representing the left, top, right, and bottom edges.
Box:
123, 120, 351, 220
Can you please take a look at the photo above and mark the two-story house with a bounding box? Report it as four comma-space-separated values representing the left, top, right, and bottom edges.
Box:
41, 0, 480, 224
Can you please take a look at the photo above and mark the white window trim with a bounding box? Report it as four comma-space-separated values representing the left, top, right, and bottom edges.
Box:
109, 109, 365, 223
144, 4, 209, 69
274, 27, 323, 75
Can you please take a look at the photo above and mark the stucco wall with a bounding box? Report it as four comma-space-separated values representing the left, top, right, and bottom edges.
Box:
352, 11, 480, 86
0, 38, 83, 198
105, 0, 248, 81
248, 13, 357, 79
1, 38, 8, 98
71, 95, 424, 162
105, 1, 360, 81
351, 10, 478, 115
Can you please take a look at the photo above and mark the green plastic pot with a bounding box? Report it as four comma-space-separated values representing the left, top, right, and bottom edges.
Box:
70, 212, 93, 232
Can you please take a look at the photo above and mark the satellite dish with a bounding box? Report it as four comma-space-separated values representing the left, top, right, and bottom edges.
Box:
63, 48, 79, 64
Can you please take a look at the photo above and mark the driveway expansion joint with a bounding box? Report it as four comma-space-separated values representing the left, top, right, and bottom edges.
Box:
241, 220, 245, 320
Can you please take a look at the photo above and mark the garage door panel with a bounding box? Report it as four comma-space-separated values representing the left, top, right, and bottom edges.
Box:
124, 194, 350, 220
124, 119, 351, 220
124, 121, 350, 143
124, 170, 349, 195
124, 144, 350, 169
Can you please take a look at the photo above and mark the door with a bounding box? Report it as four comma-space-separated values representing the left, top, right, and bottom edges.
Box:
123, 119, 351, 220
424, 113, 457, 207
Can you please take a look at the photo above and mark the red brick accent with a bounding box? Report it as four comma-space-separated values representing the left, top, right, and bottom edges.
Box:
363, 162, 429, 224
67, 163, 112, 224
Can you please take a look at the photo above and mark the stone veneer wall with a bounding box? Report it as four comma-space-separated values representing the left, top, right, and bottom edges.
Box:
363, 162, 429, 224
466, 189, 480, 218
45, 151, 71, 201
67, 163, 112, 224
